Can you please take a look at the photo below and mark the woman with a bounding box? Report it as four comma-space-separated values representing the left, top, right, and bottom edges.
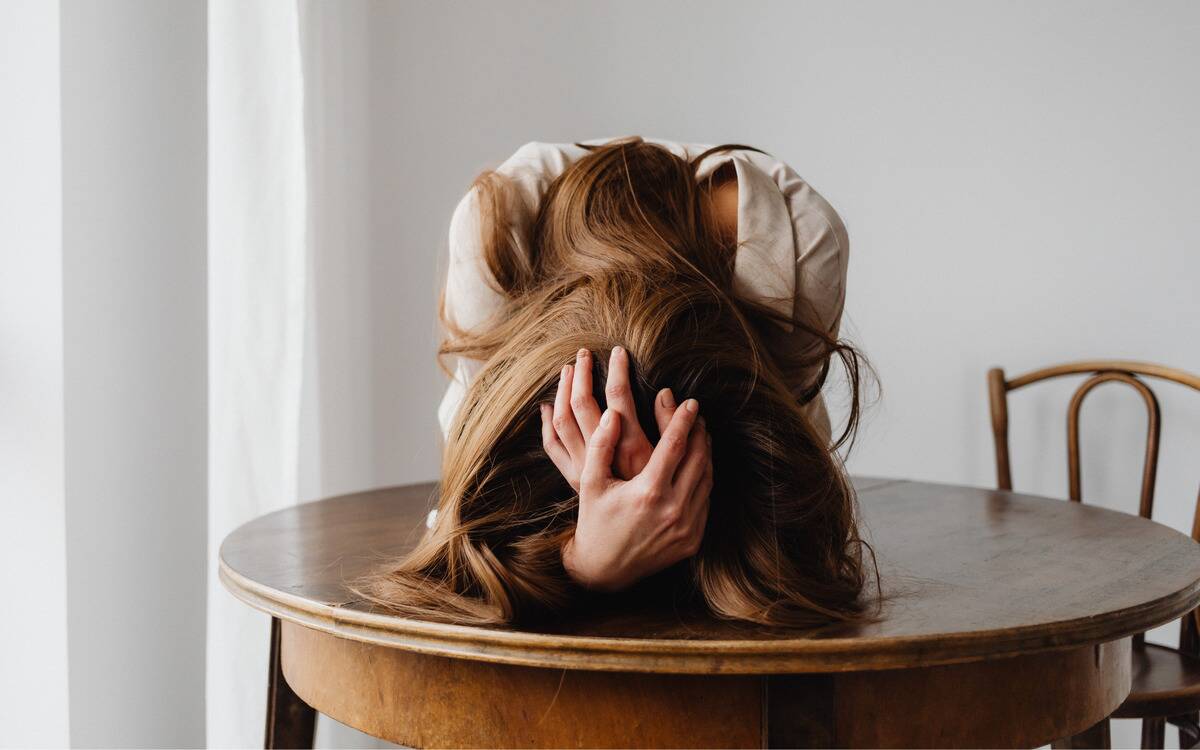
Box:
358, 136, 871, 627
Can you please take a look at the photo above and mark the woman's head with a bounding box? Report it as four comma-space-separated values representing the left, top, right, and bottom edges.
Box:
357, 137, 873, 627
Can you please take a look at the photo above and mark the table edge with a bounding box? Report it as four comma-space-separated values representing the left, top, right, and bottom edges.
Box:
218, 553, 1200, 674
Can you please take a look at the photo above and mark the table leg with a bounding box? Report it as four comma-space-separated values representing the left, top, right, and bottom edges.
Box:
1169, 712, 1200, 748
1141, 717, 1166, 749
1051, 718, 1111, 749
265, 617, 317, 750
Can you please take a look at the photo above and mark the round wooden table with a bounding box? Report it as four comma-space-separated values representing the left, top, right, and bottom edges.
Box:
220, 477, 1200, 749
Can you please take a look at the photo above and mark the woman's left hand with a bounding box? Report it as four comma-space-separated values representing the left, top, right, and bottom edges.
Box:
540, 346, 679, 490
560, 401, 712, 591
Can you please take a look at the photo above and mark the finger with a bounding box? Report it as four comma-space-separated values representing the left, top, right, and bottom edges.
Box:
689, 451, 713, 519
606, 346, 648, 443
580, 409, 621, 493
540, 403, 576, 483
672, 419, 710, 495
553, 364, 585, 460
643, 398, 700, 484
571, 348, 602, 440
653, 387, 676, 438
680, 458, 713, 552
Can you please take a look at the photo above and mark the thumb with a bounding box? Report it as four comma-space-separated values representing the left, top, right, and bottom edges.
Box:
580, 409, 621, 493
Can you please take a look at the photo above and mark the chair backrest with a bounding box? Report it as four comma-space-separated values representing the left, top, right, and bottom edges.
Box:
987, 360, 1200, 649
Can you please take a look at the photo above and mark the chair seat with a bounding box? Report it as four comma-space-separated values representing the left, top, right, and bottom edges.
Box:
1113, 642, 1200, 719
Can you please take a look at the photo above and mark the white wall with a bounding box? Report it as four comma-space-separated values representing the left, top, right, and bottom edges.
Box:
363, 2, 1200, 525
353, 2, 1200, 746
0, 2, 70, 746
60, 0, 208, 746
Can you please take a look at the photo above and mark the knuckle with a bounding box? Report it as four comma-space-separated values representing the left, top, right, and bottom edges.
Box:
639, 485, 664, 506
551, 414, 570, 433
661, 434, 685, 455
589, 437, 614, 456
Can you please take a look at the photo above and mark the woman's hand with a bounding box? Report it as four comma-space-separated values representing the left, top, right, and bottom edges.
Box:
539, 346, 677, 489
559, 400, 713, 592
538, 347, 713, 591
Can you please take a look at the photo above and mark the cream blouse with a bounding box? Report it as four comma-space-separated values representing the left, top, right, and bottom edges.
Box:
437, 136, 850, 445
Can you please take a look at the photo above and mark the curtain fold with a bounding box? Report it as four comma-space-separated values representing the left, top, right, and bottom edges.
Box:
206, 1, 308, 746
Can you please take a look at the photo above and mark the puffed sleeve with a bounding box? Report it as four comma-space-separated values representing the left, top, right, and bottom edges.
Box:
437, 141, 592, 439
724, 151, 848, 339
437, 186, 501, 439
738, 150, 850, 444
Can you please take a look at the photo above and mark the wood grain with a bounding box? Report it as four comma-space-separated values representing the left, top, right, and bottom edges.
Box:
987, 360, 1200, 746
1114, 642, 1200, 719
281, 620, 1130, 748
219, 477, 1200, 674
281, 620, 763, 749
265, 617, 316, 749
1003, 360, 1200, 392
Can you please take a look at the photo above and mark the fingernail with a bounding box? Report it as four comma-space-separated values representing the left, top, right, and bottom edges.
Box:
601, 409, 614, 425
684, 399, 699, 413
562, 364, 571, 379
577, 348, 588, 360
661, 388, 675, 408
612, 345, 624, 358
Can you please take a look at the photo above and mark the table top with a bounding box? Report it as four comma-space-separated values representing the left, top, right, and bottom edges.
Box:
219, 477, 1200, 674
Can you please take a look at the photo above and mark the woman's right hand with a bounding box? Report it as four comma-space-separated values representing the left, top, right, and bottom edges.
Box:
559, 401, 713, 592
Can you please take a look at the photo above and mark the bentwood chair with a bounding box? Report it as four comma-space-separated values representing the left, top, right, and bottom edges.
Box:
987, 360, 1200, 750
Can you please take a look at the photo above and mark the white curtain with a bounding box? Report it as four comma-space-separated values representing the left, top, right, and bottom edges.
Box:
207, 3, 392, 747
206, 1, 308, 747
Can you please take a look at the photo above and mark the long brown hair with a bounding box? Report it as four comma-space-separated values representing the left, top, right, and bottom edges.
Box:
357, 136, 875, 627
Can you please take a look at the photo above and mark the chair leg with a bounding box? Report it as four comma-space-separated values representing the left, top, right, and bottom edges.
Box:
1052, 717, 1112, 749
1141, 717, 1166, 749
1169, 711, 1200, 749
265, 617, 317, 749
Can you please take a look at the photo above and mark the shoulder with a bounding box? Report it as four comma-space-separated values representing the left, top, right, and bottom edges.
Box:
703, 167, 740, 244
738, 149, 849, 254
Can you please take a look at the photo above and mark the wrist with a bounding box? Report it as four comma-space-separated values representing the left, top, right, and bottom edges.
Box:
562, 534, 619, 592
561, 535, 591, 588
